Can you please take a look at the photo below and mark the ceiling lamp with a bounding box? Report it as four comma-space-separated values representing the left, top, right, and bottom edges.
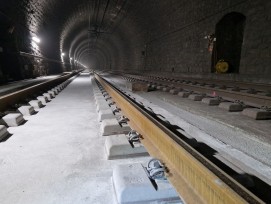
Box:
32, 36, 41, 43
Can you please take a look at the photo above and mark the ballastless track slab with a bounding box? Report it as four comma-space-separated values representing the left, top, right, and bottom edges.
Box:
95, 73, 267, 204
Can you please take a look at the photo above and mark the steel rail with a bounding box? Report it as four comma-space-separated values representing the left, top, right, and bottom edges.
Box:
128, 74, 271, 93
0, 72, 77, 112
181, 78, 271, 93
95, 74, 264, 204
126, 74, 271, 108
158, 76, 270, 92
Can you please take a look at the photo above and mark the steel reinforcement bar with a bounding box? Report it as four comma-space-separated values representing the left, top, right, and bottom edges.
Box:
95, 73, 264, 204
0, 72, 78, 112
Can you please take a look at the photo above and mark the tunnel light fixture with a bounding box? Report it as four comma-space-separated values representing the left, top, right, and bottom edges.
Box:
31, 41, 39, 49
70, 57, 73, 60
61, 52, 65, 56
32, 36, 41, 43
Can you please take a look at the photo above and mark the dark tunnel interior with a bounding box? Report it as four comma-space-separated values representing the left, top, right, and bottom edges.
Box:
0, 0, 270, 83
0, 1, 271, 203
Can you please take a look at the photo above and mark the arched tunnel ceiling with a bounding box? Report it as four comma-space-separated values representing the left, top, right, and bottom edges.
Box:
1, 0, 160, 71
58, 0, 145, 71
3, 1, 268, 76
1, 0, 186, 73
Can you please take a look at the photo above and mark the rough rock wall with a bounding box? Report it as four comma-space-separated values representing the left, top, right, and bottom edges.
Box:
122, 0, 271, 79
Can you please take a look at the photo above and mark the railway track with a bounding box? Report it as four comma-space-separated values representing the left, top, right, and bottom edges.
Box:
113, 73, 271, 120
124, 74, 271, 107
95, 73, 270, 204
125, 74, 271, 94
0, 71, 79, 114
0, 80, 48, 97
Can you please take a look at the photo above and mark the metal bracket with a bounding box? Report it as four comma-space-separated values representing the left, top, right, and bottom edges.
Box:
118, 115, 129, 125
128, 130, 140, 148
146, 158, 166, 180
261, 106, 271, 112
147, 107, 154, 113
234, 100, 246, 107
156, 114, 165, 118
105, 96, 112, 101
215, 96, 224, 101
108, 101, 115, 106
112, 107, 121, 114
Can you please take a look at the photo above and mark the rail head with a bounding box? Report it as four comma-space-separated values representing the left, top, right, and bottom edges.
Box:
95, 73, 264, 204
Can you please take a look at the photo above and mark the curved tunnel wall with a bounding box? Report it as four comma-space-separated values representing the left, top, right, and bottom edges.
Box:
0, 0, 271, 83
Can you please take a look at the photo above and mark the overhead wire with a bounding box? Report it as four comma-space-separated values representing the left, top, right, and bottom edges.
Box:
98, 0, 110, 33
147, 0, 248, 44
95, 0, 101, 26
88, 0, 100, 52
88, 0, 111, 52
105, 0, 129, 34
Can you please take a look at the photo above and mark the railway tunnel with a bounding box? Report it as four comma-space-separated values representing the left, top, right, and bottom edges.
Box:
0, 0, 271, 204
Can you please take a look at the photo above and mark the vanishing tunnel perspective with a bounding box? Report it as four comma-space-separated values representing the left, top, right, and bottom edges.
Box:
0, 0, 271, 204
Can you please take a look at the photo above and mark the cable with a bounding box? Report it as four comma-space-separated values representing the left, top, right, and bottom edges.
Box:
147, 0, 248, 44
106, 0, 129, 34
99, 0, 110, 32
88, 0, 111, 54
95, 0, 101, 25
